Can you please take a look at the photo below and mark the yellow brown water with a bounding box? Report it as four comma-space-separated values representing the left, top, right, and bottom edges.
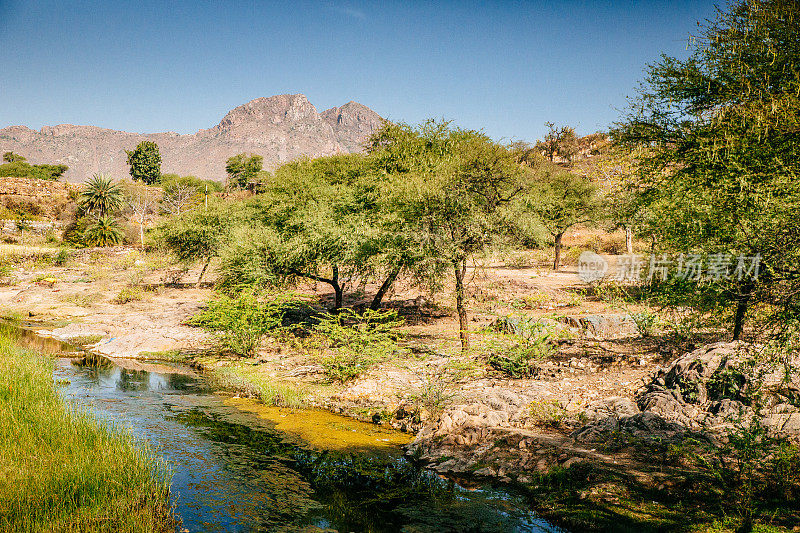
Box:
225, 396, 413, 452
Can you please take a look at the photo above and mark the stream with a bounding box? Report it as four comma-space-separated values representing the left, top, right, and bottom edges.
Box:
9, 323, 565, 532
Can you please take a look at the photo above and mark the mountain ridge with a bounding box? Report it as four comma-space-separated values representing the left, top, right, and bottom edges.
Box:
0, 94, 384, 182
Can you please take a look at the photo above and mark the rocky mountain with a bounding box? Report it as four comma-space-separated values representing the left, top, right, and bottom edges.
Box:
0, 94, 384, 182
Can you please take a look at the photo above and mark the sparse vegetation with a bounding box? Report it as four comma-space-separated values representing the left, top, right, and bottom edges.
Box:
309, 308, 404, 382
188, 290, 309, 357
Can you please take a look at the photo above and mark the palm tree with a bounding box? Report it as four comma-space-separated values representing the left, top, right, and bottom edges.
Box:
79, 174, 124, 218
83, 216, 124, 247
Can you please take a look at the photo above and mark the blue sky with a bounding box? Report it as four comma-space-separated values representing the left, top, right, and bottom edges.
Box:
0, 0, 718, 142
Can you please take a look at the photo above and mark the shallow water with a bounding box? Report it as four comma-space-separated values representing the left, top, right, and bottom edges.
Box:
31, 331, 565, 532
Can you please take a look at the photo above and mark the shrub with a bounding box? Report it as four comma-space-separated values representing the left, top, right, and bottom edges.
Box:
528, 400, 567, 428
113, 285, 145, 304
629, 307, 660, 337
694, 417, 800, 531
52, 248, 70, 266
83, 216, 124, 247
486, 318, 558, 378
310, 309, 404, 382
189, 290, 309, 357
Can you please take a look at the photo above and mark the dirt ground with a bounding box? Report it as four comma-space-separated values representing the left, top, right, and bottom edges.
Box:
0, 245, 677, 419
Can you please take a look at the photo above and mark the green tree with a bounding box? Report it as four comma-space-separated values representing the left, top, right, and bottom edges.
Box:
521, 165, 599, 270
125, 141, 162, 185
158, 203, 233, 286
613, 0, 800, 340
372, 120, 528, 352
2, 152, 25, 163
219, 155, 375, 308
536, 122, 579, 164
225, 153, 263, 189
0, 152, 68, 180
78, 174, 124, 218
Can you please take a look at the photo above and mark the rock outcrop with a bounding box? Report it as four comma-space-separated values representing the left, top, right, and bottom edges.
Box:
0, 94, 384, 182
574, 342, 800, 443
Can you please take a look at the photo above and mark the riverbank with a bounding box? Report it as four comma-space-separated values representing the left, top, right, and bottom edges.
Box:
0, 327, 174, 532
2, 246, 799, 532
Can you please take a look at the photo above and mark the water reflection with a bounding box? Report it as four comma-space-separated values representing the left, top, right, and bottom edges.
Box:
52, 355, 564, 533
0, 320, 76, 354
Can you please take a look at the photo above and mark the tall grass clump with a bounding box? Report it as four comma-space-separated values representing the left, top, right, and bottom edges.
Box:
0, 333, 173, 532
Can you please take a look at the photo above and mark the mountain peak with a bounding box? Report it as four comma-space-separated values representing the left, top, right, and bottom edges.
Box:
0, 95, 384, 182
213, 94, 319, 133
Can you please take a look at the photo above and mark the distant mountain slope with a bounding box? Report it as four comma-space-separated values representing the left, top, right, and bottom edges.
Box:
0, 94, 384, 182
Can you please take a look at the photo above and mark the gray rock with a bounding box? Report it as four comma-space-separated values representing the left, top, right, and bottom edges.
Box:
582, 396, 640, 422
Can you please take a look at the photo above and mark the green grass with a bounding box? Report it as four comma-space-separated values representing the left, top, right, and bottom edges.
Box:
208, 363, 311, 409
0, 332, 174, 532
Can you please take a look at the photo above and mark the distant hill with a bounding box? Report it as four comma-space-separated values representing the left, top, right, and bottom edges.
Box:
0, 94, 384, 182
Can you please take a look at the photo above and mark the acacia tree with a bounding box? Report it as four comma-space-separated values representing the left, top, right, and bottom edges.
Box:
524, 165, 599, 270
219, 155, 374, 309
126, 141, 162, 185
225, 153, 263, 189
2, 152, 24, 163
536, 122, 578, 164
158, 203, 232, 286
374, 120, 528, 352
613, 0, 800, 340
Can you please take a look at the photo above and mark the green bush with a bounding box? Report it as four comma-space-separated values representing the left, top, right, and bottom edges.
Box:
629, 307, 660, 337
113, 285, 145, 305
53, 248, 70, 266
486, 318, 557, 378
694, 417, 800, 531
528, 400, 567, 428
310, 309, 404, 382
189, 290, 309, 357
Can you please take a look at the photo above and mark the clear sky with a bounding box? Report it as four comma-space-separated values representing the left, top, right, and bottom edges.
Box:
0, 0, 718, 142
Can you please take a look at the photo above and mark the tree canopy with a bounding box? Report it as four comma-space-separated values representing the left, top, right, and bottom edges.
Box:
126, 141, 162, 185
612, 0, 800, 339
225, 153, 263, 189
0, 151, 68, 180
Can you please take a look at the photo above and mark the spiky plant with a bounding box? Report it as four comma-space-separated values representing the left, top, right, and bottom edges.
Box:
83, 216, 124, 247
79, 174, 124, 218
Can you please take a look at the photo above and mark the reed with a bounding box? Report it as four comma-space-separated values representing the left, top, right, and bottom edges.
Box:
0, 332, 174, 532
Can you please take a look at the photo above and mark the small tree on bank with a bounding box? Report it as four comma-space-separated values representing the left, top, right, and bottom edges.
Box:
372, 120, 528, 352
526, 167, 600, 270
158, 204, 232, 286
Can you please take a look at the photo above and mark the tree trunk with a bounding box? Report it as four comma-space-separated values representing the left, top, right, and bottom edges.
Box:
288, 267, 344, 310
625, 226, 633, 254
139, 221, 145, 248
196, 258, 210, 288
732, 283, 753, 341
332, 265, 343, 310
453, 258, 469, 353
370, 264, 402, 311
552, 232, 564, 271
